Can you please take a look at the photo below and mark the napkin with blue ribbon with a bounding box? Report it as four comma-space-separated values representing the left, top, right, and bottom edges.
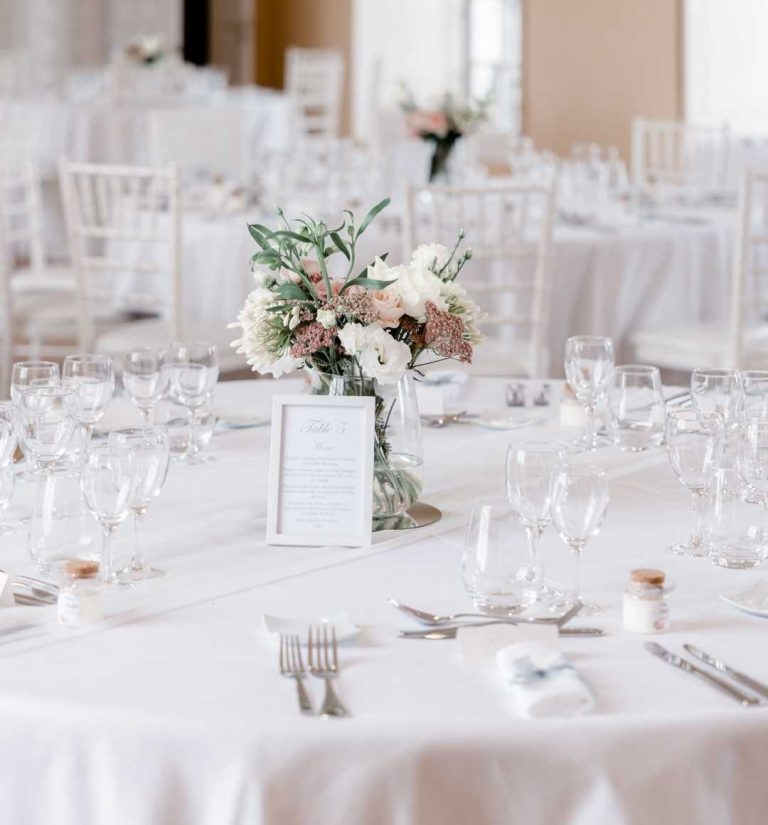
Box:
496, 641, 594, 718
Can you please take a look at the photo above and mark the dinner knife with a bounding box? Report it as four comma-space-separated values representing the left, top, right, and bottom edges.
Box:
400, 626, 604, 640
683, 644, 768, 703
644, 642, 762, 707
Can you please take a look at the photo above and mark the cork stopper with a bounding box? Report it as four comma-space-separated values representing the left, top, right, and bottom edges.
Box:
62, 560, 100, 580
631, 568, 665, 587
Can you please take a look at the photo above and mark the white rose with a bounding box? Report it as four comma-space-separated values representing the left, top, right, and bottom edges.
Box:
391, 264, 447, 321
338, 322, 367, 356
358, 326, 411, 385
411, 243, 450, 272
316, 308, 336, 329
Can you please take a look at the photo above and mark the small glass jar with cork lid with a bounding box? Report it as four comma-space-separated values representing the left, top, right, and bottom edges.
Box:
622, 568, 670, 633
57, 560, 104, 628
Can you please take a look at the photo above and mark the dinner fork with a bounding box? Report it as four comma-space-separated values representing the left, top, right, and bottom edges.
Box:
308, 625, 349, 718
279, 634, 313, 715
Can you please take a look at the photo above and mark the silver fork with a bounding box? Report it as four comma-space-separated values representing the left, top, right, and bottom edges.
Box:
279, 634, 313, 715
308, 625, 349, 718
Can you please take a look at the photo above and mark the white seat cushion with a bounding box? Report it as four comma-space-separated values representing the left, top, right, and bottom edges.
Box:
95, 318, 244, 373
630, 323, 768, 371
10, 265, 76, 295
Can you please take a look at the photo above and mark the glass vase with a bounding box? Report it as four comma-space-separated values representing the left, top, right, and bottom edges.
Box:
309, 371, 424, 521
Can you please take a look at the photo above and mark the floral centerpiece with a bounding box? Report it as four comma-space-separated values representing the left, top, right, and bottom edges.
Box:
231, 198, 483, 521
400, 87, 490, 181
124, 35, 165, 66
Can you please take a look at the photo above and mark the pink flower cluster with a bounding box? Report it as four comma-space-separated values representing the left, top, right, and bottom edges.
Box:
290, 322, 337, 357
407, 110, 449, 138
423, 302, 472, 363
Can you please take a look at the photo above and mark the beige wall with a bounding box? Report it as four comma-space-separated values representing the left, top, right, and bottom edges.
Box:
522, 0, 683, 159
255, 0, 352, 132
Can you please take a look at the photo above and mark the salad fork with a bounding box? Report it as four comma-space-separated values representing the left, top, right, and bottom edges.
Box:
308, 625, 349, 718
279, 634, 313, 715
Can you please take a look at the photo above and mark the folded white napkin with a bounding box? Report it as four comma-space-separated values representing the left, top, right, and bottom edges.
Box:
496, 641, 594, 718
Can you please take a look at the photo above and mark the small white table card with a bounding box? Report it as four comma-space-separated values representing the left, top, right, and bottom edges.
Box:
267, 395, 375, 547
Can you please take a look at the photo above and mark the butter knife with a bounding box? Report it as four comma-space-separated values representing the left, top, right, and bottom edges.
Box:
644, 642, 762, 707
400, 626, 604, 640
683, 644, 768, 703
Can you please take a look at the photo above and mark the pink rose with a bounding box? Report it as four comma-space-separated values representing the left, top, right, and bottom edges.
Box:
315, 278, 344, 301
370, 289, 405, 328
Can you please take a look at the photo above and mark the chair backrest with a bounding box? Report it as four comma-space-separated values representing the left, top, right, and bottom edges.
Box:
631, 118, 729, 192
0, 141, 46, 277
285, 47, 344, 140
404, 180, 558, 377
730, 169, 768, 367
148, 105, 249, 183
58, 161, 181, 351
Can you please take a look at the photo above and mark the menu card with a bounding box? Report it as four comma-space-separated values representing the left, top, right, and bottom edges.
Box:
267, 395, 375, 546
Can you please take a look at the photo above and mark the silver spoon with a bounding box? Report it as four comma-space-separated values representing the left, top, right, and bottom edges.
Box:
389, 598, 583, 627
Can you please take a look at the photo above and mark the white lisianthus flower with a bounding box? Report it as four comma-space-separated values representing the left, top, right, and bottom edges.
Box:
366, 256, 395, 283
317, 308, 336, 329
411, 243, 450, 273
358, 326, 412, 385
390, 264, 447, 321
338, 322, 367, 356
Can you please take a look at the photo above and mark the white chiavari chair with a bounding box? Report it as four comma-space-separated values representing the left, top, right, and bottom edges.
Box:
404, 180, 558, 377
57, 160, 241, 371
285, 47, 344, 140
631, 118, 730, 194
631, 169, 768, 371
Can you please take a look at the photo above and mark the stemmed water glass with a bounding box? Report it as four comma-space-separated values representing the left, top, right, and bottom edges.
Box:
123, 348, 168, 425
108, 427, 170, 581
505, 441, 566, 603
10, 361, 60, 404
551, 465, 609, 613
81, 443, 136, 584
168, 342, 219, 465
608, 365, 666, 451
62, 354, 115, 440
564, 335, 614, 450
690, 367, 743, 436
666, 409, 724, 556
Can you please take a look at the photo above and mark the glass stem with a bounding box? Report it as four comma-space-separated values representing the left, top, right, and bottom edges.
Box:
132, 508, 147, 572
584, 401, 597, 448
691, 489, 706, 547
102, 523, 117, 583
570, 542, 584, 603
140, 407, 151, 427
524, 524, 544, 583
188, 406, 201, 461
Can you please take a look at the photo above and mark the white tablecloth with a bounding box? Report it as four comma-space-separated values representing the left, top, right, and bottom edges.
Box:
127, 206, 735, 376
1, 378, 767, 824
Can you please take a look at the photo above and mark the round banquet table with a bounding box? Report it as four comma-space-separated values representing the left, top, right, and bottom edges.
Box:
118, 205, 736, 378
1, 378, 767, 825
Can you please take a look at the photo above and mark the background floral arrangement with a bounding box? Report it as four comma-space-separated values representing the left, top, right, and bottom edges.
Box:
124, 35, 166, 65
400, 87, 491, 180
231, 198, 484, 385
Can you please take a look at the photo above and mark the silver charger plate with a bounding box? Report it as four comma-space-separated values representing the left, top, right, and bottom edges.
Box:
373, 502, 442, 532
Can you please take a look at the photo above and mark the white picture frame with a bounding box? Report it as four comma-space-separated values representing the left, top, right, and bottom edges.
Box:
267, 394, 375, 547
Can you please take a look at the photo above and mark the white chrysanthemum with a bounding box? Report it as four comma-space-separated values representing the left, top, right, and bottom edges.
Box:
358, 326, 411, 385
390, 264, 447, 321
411, 243, 450, 272
338, 322, 367, 356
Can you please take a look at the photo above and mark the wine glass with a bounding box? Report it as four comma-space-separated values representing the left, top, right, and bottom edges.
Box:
690, 367, 742, 434
0, 464, 15, 537
168, 342, 219, 465
10, 361, 60, 404
0, 402, 17, 467
505, 441, 566, 603
123, 348, 168, 425
666, 409, 724, 556
564, 335, 614, 450
551, 465, 609, 614
62, 354, 115, 439
81, 443, 136, 584
108, 427, 170, 581
608, 365, 665, 451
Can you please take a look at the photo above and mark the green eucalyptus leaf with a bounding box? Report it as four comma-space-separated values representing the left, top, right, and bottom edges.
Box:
356, 197, 391, 239
330, 231, 350, 260
276, 282, 310, 300
341, 276, 395, 293
271, 229, 314, 244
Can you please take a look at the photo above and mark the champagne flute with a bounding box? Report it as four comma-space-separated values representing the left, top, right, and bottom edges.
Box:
564, 335, 614, 450
62, 354, 115, 440
505, 441, 566, 603
551, 465, 609, 613
108, 427, 170, 581
81, 443, 136, 584
666, 409, 724, 556
123, 348, 168, 425
168, 342, 219, 465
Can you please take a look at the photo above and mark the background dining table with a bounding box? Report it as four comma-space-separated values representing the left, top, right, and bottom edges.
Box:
0, 377, 766, 825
